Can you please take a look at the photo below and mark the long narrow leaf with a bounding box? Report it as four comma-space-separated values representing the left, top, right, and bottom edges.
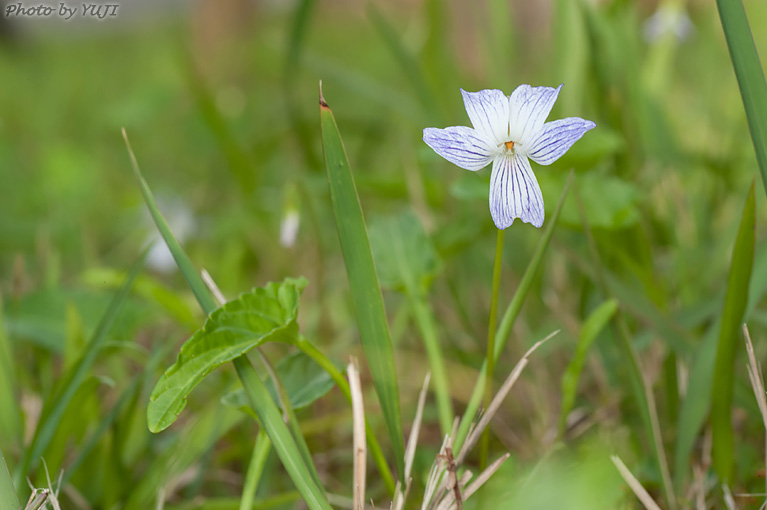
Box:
16, 250, 145, 487
319, 85, 406, 478
711, 181, 756, 483
239, 430, 272, 510
558, 298, 618, 437
716, 0, 767, 195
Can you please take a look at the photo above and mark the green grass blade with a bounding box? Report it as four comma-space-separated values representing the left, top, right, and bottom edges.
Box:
319, 86, 405, 478
454, 171, 573, 450
239, 429, 271, 510
0, 447, 19, 510
122, 129, 218, 315
259, 352, 325, 494
558, 299, 618, 437
234, 357, 332, 510
716, 0, 767, 195
711, 181, 756, 483
16, 250, 145, 487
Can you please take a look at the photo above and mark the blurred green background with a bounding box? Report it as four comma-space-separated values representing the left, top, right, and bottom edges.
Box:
2, 0, 767, 508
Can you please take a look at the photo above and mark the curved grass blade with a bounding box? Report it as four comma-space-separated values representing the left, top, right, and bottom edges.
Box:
716, 0, 767, 195
16, 250, 145, 488
319, 85, 405, 478
454, 171, 573, 450
122, 129, 217, 315
0, 447, 19, 510
147, 278, 307, 433
239, 429, 272, 510
558, 298, 618, 437
124, 133, 331, 510
711, 181, 756, 483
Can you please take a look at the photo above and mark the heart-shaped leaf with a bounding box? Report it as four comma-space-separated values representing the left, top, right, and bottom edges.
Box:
148, 277, 307, 432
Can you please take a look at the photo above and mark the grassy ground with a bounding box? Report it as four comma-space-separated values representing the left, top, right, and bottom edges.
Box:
2, 0, 767, 508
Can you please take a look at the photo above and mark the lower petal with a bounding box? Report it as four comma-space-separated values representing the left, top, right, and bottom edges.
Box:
489, 155, 545, 229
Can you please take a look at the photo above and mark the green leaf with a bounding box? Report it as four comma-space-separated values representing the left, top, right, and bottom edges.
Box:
223, 351, 340, 413
147, 278, 307, 433
369, 210, 441, 294
716, 0, 767, 196
239, 430, 272, 510
0, 448, 18, 510
558, 299, 618, 437
711, 181, 756, 483
319, 87, 406, 478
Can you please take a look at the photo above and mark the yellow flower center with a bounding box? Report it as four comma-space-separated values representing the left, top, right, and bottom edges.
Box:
504, 141, 515, 150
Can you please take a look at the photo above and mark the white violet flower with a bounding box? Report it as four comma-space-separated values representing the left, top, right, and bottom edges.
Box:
423, 85, 595, 229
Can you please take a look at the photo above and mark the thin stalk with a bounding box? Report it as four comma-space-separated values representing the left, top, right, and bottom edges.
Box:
453, 173, 572, 452
480, 228, 505, 469
295, 336, 396, 495
258, 352, 325, 494
409, 294, 454, 436
239, 429, 271, 510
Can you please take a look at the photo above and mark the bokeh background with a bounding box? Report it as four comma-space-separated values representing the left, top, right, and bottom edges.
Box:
2, 0, 767, 508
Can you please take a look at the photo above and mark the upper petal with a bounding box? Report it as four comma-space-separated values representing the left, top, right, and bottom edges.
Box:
423, 126, 495, 171
489, 154, 545, 229
508, 84, 562, 145
461, 89, 510, 144
527, 117, 596, 165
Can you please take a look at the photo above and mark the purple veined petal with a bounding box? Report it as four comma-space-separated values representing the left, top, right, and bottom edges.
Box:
508, 84, 562, 145
461, 89, 510, 144
423, 126, 495, 171
489, 154, 545, 229
527, 117, 596, 165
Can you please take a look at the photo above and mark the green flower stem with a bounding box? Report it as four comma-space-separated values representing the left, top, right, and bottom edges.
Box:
480, 228, 505, 469
296, 336, 396, 495
239, 429, 272, 510
454, 173, 572, 453
409, 293, 454, 436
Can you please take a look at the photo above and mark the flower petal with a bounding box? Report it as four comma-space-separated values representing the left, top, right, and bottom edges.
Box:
508, 84, 562, 145
489, 155, 544, 229
423, 126, 495, 171
461, 89, 510, 144
527, 117, 596, 165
